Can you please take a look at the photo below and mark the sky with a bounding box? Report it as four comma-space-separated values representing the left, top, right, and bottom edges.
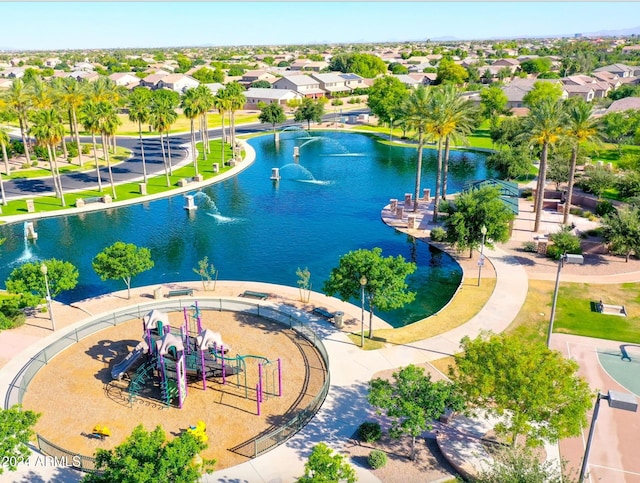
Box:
2, 2, 640, 51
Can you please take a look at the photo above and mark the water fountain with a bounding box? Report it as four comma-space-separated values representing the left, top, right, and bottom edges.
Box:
270, 168, 281, 181
24, 221, 38, 241
184, 195, 197, 211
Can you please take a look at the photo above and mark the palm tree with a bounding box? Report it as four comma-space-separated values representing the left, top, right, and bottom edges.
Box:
127, 87, 151, 183
521, 98, 567, 232
58, 78, 86, 166
437, 85, 477, 200
563, 99, 600, 225
0, 127, 10, 175
224, 82, 246, 160
426, 87, 451, 222
95, 101, 120, 199
30, 109, 66, 206
5, 79, 32, 163
194, 85, 215, 159
397, 85, 432, 213
0, 128, 8, 206
181, 87, 201, 176
149, 92, 178, 186
214, 88, 231, 164
80, 100, 104, 192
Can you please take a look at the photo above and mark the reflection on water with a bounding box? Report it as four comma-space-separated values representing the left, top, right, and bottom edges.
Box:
0, 132, 492, 327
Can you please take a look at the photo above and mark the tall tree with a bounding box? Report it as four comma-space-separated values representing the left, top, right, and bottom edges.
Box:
181, 87, 201, 176
127, 87, 151, 183
367, 76, 409, 140
522, 81, 564, 109
96, 101, 120, 199
322, 247, 416, 340
562, 99, 600, 225
442, 185, 515, 257
479, 85, 509, 131
294, 97, 325, 131
368, 364, 464, 460
5, 79, 32, 163
58, 78, 86, 166
521, 98, 566, 232
398, 85, 431, 212
30, 108, 66, 205
149, 90, 178, 185
80, 100, 104, 192
436, 57, 469, 85
214, 88, 231, 164
450, 332, 592, 447
92, 241, 154, 299
225, 82, 246, 160
437, 84, 477, 200
425, 86, 450, 221
259, 102, 286, 138
194, 84, 215, 158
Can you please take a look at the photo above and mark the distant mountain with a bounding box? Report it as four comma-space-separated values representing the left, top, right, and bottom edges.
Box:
582, 26, 640, 37
431, 36, 459, 41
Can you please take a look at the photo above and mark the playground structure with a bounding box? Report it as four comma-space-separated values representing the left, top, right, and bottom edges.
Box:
111, 303, 283, 412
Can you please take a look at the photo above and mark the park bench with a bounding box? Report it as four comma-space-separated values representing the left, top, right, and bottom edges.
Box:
312, 307, 335, 321
166, 288, 194, 298
240, 290, 269, 300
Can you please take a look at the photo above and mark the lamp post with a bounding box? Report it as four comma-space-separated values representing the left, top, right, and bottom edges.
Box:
547, 253, 584, 348
40, 263, 56, 331
359, 275, 367, 348
578, 390, 638, 483
477, 225, 487, 287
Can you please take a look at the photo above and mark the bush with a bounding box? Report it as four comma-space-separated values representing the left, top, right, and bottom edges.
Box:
31, 161, 39, 167
368, 450, 387, 469
522, 241, 537, 253
67, 142, 79, 159
358, 421, 382, 443
570, 207, 584, 217
331, 99, 344, 106
520, 187, 533, 199
547, 227, 582, 260
595, 200, 616, 217
430, 226, 447, 242
21, 162, 30, 169
81, 144, 90, 155
33, 145, 48, 160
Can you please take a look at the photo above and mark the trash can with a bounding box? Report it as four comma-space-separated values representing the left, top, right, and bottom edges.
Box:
334, 311, 344, 329
153, 287, 163, 300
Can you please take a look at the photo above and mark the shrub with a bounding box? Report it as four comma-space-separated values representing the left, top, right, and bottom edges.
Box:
595, 200, 616, 217
368, 449, 387, 469
586, 228, 603, 237
570, 207, 584, 217
521, 241, 537, 253
430, 226, 447, 242
21, 162, 30, 169
33, 145, 48, 160
331, 99, 344, 106
358, 421, 382, 443
81, 144, 90, 155
31, 161, 39, 167
547, 227, 582, 260
520, 187, 533, 199
67, 142, 79, 159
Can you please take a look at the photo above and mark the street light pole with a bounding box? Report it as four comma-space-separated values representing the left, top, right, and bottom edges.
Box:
40, 263, 56, 331
477, 225, 487, 287
578, 390, 638, 483
547, 253, 583, 348
360, 275, 367, 348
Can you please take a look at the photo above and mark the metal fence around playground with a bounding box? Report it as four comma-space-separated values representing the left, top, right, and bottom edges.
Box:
4, 297, 331, 472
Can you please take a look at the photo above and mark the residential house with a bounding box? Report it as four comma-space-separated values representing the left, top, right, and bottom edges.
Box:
44, 57, 61, 68
204, 83, 224, 96
67, 71, 100, 82
563, 84, 595, 102
592, 71, 622, 90
605, 97, 640, 114
338, 73, 366, 90
3, 67, 24, 79
156, 74, 199, 93
243, 87, 302, 110
309, 73, 350, 97
241, 70, 277, 87
492, 58, 520, 73
109, 72, 141, 88
408, 72, 437, 85
561, 75, 611, 99
272, 74, 325, 98
594, 63, 638, 78
140, 73, 167, 89
0, 78, 14, 89
73, 62, 95, 72
393, 74, 421, 89
501, 78, 568, 109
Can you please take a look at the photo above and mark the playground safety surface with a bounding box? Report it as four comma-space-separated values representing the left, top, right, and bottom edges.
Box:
22, 308, 327, 471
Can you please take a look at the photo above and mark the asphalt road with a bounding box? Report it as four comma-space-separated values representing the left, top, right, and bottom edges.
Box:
3, 109, 369, 201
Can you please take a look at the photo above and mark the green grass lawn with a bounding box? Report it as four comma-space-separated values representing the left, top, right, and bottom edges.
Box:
507, 279, 640, 345
0, 140, 234, 216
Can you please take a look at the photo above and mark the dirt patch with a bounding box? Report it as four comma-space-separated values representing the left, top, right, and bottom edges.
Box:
22, 309, 327, 471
